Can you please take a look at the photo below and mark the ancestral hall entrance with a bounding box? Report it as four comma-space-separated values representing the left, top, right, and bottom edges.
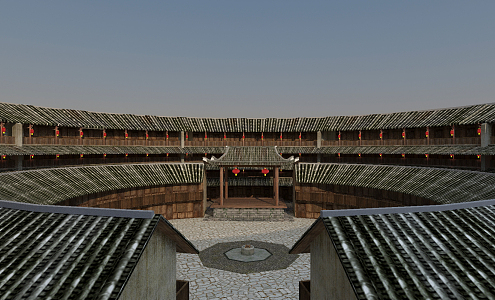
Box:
203, 146, 298, 209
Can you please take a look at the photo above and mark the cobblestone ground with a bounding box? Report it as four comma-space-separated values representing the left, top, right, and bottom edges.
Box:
169, 218, 314, 300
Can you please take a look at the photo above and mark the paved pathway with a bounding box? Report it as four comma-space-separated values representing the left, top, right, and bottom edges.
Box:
169, 218, 315, 300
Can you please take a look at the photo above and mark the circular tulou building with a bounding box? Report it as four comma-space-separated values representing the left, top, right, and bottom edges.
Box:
2, 101, 495, 299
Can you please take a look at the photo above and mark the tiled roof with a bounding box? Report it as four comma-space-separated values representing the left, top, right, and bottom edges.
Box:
296, 163, 495, 204
204, 146, 297, 168
0, 163, 204, 205
291, 200, 495, 299
1, 101, 494, 131
280, 145, 492, 155
0, 200, 197, 299
0, 145, 226, 156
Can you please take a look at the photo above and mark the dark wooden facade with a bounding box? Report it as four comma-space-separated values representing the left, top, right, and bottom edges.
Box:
294, 183, 437, 218
58, 183, 204, 219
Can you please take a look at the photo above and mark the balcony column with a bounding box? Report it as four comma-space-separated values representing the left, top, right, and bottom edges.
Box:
219, 167, 224, 206
274, 166, 279, 206
180, 131, 185, 163
54, 126, 59, 145
317, 130, 322, 163
225, 167, 228, 199
13, 123, 23, 147
481, 123, 492, 171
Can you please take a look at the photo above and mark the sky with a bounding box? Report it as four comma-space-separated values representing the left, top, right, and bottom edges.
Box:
1, 1, 494, 118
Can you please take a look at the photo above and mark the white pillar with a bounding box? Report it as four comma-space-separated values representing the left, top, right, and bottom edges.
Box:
13, 123, 23, 147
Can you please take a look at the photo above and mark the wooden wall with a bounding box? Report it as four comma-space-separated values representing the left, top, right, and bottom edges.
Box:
58, 183, 204, 219
295, 183, 437, 218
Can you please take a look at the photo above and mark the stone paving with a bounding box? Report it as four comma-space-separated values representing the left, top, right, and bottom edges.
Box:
169, 218, 315, 300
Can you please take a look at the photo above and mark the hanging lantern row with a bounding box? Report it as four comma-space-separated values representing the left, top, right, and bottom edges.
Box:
232, 168, 240, 176
262, 168, 269, 176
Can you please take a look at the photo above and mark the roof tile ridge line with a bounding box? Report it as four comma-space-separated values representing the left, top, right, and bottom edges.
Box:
3, 101, 495, 121
300, 162, 495, 176
0, 162, 203, 176
158, 215, 199, 254
0, 199, 154, 219
320, 199, 495, 218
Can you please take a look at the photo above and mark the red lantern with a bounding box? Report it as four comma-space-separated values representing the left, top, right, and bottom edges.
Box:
450, 130, 454, 137
261, 168, 269, 176
56, 154, 59, 158
165, 133, 168, 140
337, 153, 340, 157
1, 155, 6, 160
379, 132, 382, 139
338, 134, 341, 140
186, 133, 188, 139
146, 133, 149, 139
103, 132, 107, 138
379, 153, 382, 157
232, 168, 240, 176
478, 128, 481, 136
146, 153, 149, 157
30, 128, 34, 136
280, 134, 282, 140
358, 153, 361, 157
205, 133, 207, 139
477, 154, 481, 159
166, 153, 169, 157
425, 131, 429, 138
358, 133, 361, 140
402, 153, 405, 158
30, 154, 34, 159
125, 133, 128, 139
299, 153, 301, 156
402, 132, 405, 138
80, 154, 83, 158
450, 154, 454, 159
261, 133, 264, 140
80, 131, 83, 138
125, 153, 128, 157
1, 127, 5, 134
56, 130, 59, 137
224, 134, 227, 139
299, 134, 301, 139
205, 153, 207, 156
103, 153, 107, 158
425, 154, 429, 158
242, 134, 245, 139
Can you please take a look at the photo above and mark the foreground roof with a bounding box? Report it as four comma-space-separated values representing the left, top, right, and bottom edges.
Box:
291, 199, 495, 300
204, 146, 297, 168
0, 200, 198, 299
1, 101, 495, 131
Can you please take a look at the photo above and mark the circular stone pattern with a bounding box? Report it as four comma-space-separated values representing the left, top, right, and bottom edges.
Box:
225, 247, 271, 262
199, 240, 299, 274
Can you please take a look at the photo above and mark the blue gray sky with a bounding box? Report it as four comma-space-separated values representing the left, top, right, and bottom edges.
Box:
1, 1, 494, 118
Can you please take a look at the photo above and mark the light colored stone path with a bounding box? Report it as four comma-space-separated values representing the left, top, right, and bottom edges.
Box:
169, 218, 315, 300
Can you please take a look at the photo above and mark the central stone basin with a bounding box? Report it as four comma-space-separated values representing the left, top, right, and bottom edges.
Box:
225, 245, 272, 262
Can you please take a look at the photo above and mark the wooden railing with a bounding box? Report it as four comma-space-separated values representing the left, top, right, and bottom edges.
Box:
0, 136, 15, 144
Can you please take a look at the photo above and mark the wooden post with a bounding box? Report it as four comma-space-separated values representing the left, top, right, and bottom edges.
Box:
274, 166, 279, 206
219, 167, 224, 206
54, 126, 58, 145
0, 122, 4, 144
28, 124, 33, 145
225, 167, 228, 200
426, 126, 430, 145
